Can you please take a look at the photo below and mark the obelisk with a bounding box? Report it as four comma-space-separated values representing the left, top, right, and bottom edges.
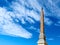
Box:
37, 8, 47, 45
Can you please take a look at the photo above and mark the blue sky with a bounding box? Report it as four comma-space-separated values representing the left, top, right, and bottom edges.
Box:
0, 0, 60, 45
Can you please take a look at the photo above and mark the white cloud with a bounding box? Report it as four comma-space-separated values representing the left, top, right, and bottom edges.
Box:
11, 1, 40, 21
11, 0, 55, 26
0, 0, 40, 39
25, 16, 35, 23
11, 0, 60, 25
54, 21, 60, 26
47, 38, 54, 41
27, 0, 41, 11
48, 0, 53, 4
55, 23, 60, 26
0, 7, 32, 39
26, 10, 40, 21
2, 23, 32, 39
29, 26, 36, 30
45, 0, 60, 18
57, 36, 60, 38
44, 17, 53, 25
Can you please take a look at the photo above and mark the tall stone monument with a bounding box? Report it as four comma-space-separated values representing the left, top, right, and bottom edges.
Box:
37, 8, 47, 45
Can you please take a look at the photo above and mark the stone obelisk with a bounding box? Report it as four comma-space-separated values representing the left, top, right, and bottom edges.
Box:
37, 8, 47, 45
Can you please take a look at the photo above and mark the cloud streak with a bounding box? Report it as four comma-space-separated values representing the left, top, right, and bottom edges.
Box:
0, 7, 32, 39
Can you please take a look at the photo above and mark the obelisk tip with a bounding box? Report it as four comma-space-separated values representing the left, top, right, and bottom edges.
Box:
41, 7, 43, 10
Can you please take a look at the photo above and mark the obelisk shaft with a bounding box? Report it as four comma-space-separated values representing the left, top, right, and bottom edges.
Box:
40, 8, 44, 33
38, 8, 47, 45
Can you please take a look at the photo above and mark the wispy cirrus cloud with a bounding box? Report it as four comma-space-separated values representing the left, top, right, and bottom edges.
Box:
54, 21, 60, 26
44, 0, 60, 18
11, 1, 40, 21
47, 38, 54, 41
0, 0, 40, 39
44, 17, 53, 25
11, 0, 54, 26
0, 7, 32, 39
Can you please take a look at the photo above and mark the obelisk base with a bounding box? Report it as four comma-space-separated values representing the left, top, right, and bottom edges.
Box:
38, 39, 47, 45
